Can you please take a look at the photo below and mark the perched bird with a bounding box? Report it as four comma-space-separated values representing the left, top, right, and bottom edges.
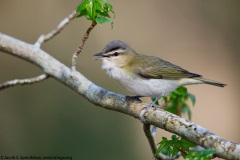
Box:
94, 40, 226, 108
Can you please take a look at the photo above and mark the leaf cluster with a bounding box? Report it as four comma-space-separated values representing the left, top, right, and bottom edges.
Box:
153, 87, 216, 159
76, 0, 114, 26
155, 135, 215, 160
155, 135, 196, 158
165, 86, 195, 120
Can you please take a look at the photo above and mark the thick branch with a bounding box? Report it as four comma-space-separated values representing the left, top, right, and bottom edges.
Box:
0, 74, 48, 90
0, 11, 77, 90
0, 33, 239, 160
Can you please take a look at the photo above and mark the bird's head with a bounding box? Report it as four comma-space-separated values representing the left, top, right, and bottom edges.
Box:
94, 40, 136, 68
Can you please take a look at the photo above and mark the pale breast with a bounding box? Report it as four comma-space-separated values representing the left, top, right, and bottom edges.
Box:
119, 78, 180, 97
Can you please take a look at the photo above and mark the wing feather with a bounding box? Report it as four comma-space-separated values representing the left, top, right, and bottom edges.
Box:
131, 55, 201, 80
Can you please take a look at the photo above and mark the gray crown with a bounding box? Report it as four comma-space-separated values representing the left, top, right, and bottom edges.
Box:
103, 40, 127, 53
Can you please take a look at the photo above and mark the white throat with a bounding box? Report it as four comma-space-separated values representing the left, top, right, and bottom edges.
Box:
101, 58, 128, 80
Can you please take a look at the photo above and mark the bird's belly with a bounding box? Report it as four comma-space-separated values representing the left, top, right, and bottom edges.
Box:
119, 78, 180, 97
103, 64, 182, 97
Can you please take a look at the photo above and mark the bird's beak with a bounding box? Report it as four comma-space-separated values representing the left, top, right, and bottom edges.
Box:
94, 52, 109, 60
94, 52, 104, 57
94, 52, 104, 60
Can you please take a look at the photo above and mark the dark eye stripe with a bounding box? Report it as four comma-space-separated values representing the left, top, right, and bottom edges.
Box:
105, 52, 120, 57
107, 47, 121, 53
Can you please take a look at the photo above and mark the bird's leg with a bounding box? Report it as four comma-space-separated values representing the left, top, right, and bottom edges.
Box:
147, 94, 164, 109
151, 125, 157, 136
140, 94, 166, 138
140, 94, 164, 121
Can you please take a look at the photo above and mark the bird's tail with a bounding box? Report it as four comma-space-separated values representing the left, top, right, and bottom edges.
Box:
194, 77, 226, 87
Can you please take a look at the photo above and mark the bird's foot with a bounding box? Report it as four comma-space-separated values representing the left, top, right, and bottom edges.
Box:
140, 101, 163, 122
125, 95, 142, 102
147, 101, 163, 109
140, 95, 164, 122
145, 101, 163, 113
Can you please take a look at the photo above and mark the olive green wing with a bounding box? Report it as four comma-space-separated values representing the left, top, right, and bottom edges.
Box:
133, 56, 201, 80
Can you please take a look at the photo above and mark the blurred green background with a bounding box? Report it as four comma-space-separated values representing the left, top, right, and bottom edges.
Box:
0, 1, 239, 160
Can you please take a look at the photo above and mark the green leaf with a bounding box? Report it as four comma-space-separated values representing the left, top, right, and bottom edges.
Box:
86, 1, 95, 20
76, 0, 90, 11
155, 137, 174, 157
171, 135, 178, 140
76, 0, 114, 26
180, 137, 197, 149
163, 86, 195, 120
188, 93, 196, 105
76, 9, 88, 18
181, 104, 192, 120
155, 135, 182, 158
156, 135, 199, 158
166, 103, 178, 115
94, 1, 104, 12
96, 17, 113, 26
186, 149, 216, 160
175, 86, 187, 95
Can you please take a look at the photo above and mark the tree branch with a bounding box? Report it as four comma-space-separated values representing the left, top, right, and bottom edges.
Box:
35, 10, 78, 48
144, 124, 162, 160
143, 125, 181, 160
0, 10, 78, 90
0, 33, 239, 160
71, 21, 97, 70
0, 74, 48, 90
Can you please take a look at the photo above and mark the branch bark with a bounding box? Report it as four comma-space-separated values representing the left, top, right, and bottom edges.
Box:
0, 33, 239, 160
0, 74, 48, 90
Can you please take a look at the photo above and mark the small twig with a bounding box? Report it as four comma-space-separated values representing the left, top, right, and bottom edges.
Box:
71, 21, 97, 70
144, 124, 181, 160
177, 147, 188, 156
35, 10, 78, 47
143, 124, 163, 160
0, 74, 49, 90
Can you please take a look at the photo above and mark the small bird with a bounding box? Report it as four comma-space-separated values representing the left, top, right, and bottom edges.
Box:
94, 40, 226, 108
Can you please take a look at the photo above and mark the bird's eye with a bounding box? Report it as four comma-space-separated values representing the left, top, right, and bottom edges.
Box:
113, 52, 119, 56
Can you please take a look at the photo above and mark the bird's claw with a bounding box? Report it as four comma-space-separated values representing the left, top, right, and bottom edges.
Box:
125, 95, 142, 102
140, 101, 163, 122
